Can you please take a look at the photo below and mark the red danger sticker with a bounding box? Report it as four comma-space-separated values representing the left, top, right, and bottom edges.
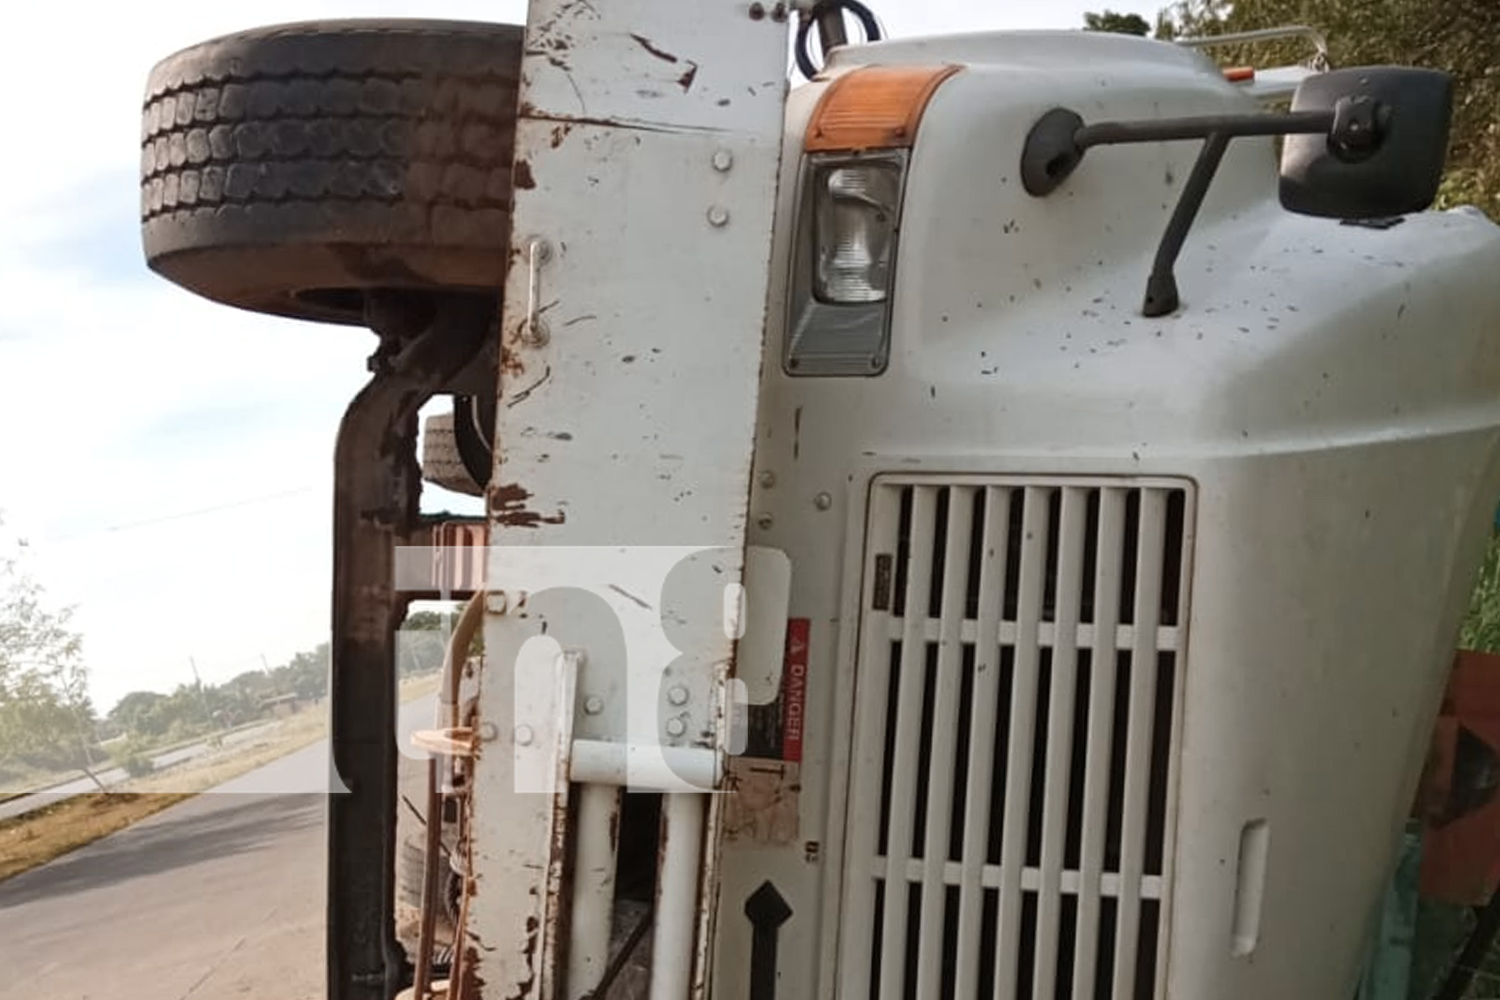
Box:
782, 619, 810, 763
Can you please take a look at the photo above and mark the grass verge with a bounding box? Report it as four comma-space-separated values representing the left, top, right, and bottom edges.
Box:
0, 793, 192, 882
0, 672, 443, 884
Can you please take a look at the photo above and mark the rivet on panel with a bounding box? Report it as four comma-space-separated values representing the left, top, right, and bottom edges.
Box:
514, 724, 535, 747
757, 513, 774, 530
477, 722, 499, 742
524, 318, 551, 348
758, 470, 776, 488
583, 695, 605, 716
712, 149, 734, 172
815, 492, 833, 510
527, 236, 554, 264
665, 718, 688, 738
668, 685, 690, 706
707, 205, 730, 227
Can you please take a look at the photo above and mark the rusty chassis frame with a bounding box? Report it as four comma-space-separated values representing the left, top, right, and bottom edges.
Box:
327, 292, 494, 1000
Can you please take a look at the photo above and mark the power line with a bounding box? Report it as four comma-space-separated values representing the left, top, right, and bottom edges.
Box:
47, 487, 319, 543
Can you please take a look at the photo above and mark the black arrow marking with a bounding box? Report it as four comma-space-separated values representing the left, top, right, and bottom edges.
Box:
745, 880, 793, 1000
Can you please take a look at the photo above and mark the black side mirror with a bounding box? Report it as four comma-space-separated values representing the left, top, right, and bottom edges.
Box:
1279, 67, 1453, 219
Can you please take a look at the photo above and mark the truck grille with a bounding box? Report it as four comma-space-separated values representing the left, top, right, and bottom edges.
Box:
838, 477, 1193, 1000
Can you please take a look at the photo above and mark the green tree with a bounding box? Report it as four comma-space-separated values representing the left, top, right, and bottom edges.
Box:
1155, 0, 1500, 217
0, 526, 96, 775
108, 690, 169, 737
1084, 9, 1154, 35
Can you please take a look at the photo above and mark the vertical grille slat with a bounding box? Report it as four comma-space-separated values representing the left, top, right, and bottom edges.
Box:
838, 486, 906, 1000
844, 476, 1191, 1000
1071, 487, 1127, 1000
917, 486, 978, 1000
995, 487, 1053, 1000
879, 486, 940, 1000
1034, 487, 1090, 1000
1110, 490, 1167, 1000
955, 487, 1014, 1000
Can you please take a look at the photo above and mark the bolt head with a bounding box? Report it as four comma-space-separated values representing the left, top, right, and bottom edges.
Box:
665, 718, 687, 738
668, 685, 690, 706
707, 205, 730, 227
757, 513, 774, 530
815, 491, 833, 511
712, 149, 734, 172
583, 695, 605, 715
758, 470, 776, 488
514, 724, 535, 747
524, 318, 551, 348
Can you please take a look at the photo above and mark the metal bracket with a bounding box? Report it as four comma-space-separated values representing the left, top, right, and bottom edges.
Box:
1174, 24, 1331, 72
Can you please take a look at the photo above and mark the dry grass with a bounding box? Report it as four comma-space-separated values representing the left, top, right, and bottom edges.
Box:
0, 672, 443, 882
0, 792, 191, 882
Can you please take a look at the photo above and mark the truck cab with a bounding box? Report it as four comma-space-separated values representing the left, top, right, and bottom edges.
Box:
138, 5, 1500, 999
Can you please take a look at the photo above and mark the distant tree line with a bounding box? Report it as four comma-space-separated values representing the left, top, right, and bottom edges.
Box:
101, 608, 460, 744
0, 514, 459, 786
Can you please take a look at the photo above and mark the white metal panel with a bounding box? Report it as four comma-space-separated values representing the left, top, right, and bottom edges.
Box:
470, 2, 792, 998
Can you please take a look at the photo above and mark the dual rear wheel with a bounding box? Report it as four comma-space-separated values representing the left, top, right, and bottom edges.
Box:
141, 18, 520, 491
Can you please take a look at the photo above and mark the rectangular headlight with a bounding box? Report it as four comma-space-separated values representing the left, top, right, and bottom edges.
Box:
814, 163, 901, 304
785, 152, 908, 377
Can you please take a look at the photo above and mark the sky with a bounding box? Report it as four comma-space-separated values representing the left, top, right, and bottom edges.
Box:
0, 0, 1160, 712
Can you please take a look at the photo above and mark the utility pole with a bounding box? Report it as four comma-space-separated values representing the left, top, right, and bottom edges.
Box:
189, 656, 220, 739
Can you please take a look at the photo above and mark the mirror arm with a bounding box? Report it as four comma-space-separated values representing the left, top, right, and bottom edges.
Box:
1022, 107, 1342, 316
1144, 131, 1231, 317
1074, 109, 1334, 149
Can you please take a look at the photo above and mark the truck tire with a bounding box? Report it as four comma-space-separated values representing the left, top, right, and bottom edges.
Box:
422, 410, 486, 497
140, 20, 522, 326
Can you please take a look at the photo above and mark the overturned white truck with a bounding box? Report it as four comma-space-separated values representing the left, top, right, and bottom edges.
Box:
139, 3, 1500, 999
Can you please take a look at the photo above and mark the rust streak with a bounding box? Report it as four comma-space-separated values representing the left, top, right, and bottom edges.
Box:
513, 159, 537, 190
519, 106, 728, 136
490, 482, 566, 529
793, 406, 803, 461
501, 340, 526, 377
607, 583, 653, 610
678, 63, 699, 92
507, 366, 553, 408
629, 33, 679, 63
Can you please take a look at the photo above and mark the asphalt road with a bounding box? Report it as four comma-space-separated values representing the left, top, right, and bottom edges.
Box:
0, 696, 437, 1000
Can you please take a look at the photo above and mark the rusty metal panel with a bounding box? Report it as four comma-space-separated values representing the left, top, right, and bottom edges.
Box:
468, 2, 792, 998
516, 0, 790, 134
